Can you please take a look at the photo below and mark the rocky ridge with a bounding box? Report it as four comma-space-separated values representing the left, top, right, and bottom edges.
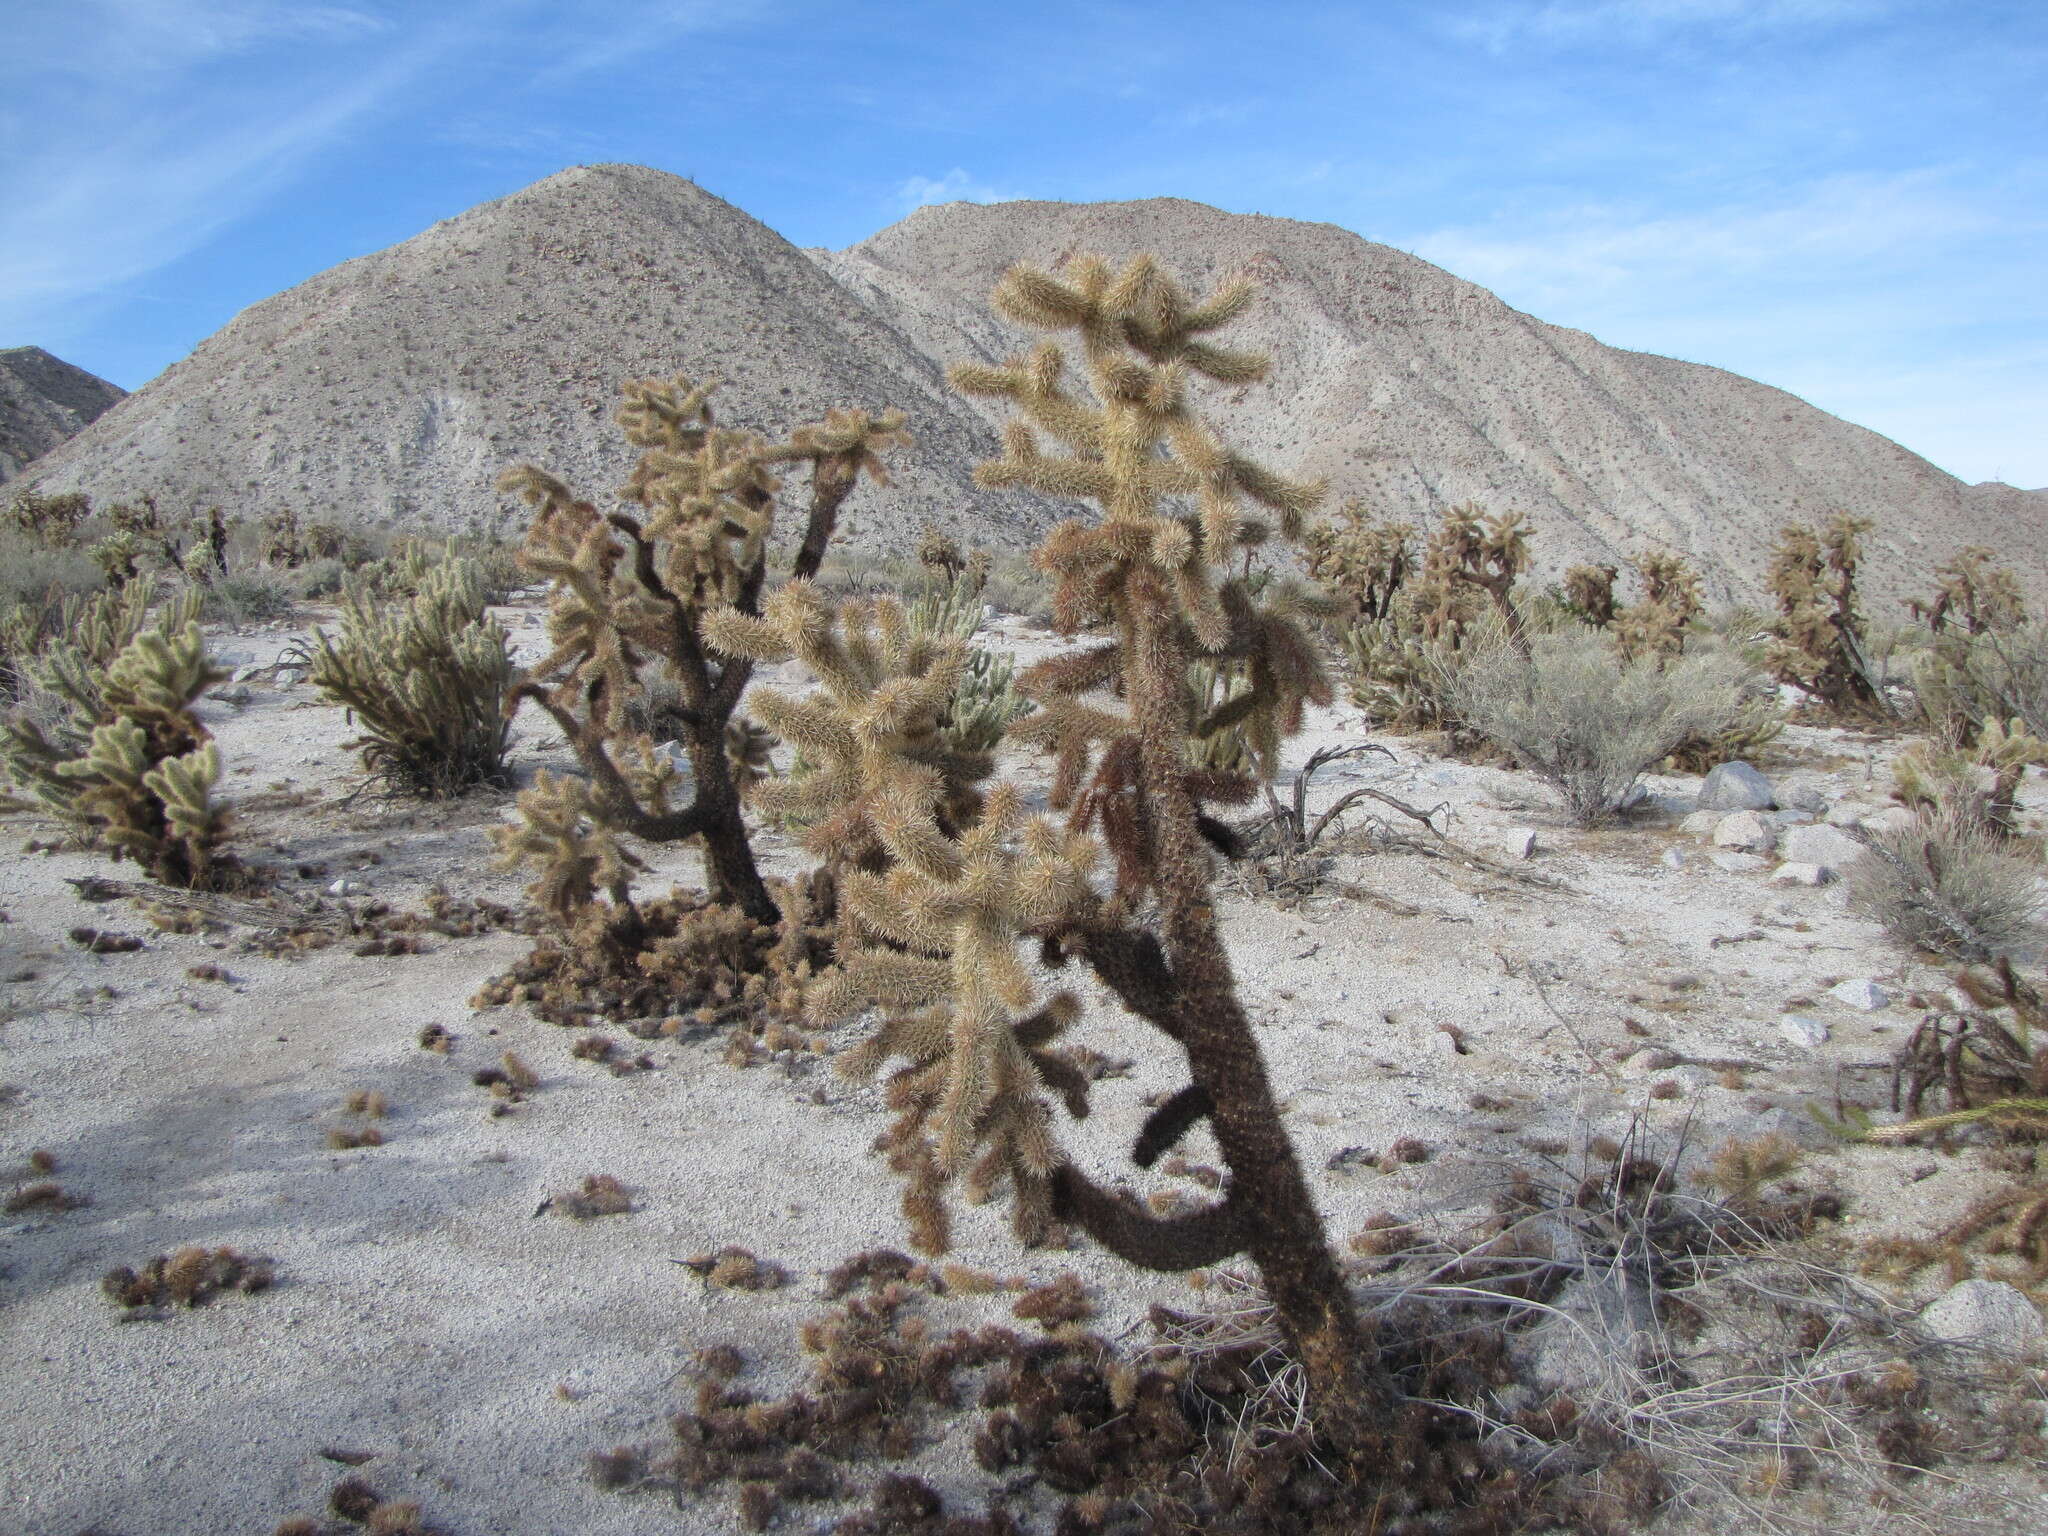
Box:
0, 346, 125, 480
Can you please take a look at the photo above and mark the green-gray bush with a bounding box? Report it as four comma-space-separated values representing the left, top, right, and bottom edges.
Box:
1844, 807, 2043, 961
1915, 622, 2048, 743
306, 560, 513, 797
199, 569, 298, 627
1452, 631, 1753, 825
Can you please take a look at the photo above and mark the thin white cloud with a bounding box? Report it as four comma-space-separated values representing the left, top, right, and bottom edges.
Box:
895, 169, 1023, 213
0, 5, 483, 346
1446, 0, 1884, 52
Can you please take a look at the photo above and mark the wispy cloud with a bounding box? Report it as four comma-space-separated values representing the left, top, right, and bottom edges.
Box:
0, 4, 482, 346
1445, 0, 1884, 52
894, 168, 1023, 213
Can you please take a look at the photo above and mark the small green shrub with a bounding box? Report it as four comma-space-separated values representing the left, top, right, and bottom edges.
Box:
198, 569, 297, 626
1452, 631, 1753, 824
306, 559, 513, 797
1915, 622, 2048, 744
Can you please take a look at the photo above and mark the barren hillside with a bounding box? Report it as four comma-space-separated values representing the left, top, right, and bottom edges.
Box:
822, 196, 2045, 610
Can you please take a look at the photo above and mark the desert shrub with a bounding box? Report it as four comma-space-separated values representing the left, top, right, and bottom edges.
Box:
305, 558, 514, 797
0, 585, 236, 889
1452, 630, 1753, 824
199, 568, 297, 626
975, 550, 1054, 620
1915, 621, 2048, 744
1844, 806, 2043, 961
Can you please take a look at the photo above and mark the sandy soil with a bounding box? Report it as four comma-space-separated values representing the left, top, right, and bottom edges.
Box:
2, 600, 2044, 1535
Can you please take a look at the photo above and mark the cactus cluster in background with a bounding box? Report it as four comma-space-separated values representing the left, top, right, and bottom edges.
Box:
1764, 511, 1890, 715
306, 557, 514, 797
0, 578, 236, 888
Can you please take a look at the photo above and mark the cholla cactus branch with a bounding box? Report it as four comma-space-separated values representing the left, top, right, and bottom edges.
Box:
496, 375, 904, 925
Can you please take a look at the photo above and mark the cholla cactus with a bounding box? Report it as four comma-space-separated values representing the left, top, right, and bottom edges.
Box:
1561, 563, 1619, 628
1, 611, 234, 888
1891, 718, 2048, 839
307, 559, 513, 797
1765, 512, 1886, 713
776, 253, 1388, 1451
1912, 547, 2026, 636
1305, 500, 1412, 622
1613, 551, 1704, 661
496, 373, 905, 926
706, 582, 994, 877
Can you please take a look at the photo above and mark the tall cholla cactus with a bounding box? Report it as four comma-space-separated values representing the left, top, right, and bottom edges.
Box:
495, 374, 906, 926
771, 255, 1394, 1455
1, 615, 234, 888
1766, 512, 1886, 713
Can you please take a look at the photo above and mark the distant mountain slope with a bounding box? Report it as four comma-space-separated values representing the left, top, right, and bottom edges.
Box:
821, 196, 2043, 610
0, 347, 125, 481
18, 166, 1054, 557
23, 167, 2042, 610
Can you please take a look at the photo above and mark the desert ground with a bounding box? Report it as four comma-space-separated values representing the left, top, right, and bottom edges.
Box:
1, 592, 2044, 1536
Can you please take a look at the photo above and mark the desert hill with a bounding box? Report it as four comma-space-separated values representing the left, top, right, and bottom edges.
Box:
822, 195, 2043, 610
14, 166, 1055, 558
0, 346, 125, 481
19, 166, 2043, 607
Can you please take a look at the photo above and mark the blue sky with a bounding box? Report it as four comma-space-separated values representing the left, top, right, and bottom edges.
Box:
5, 0, 2042, 485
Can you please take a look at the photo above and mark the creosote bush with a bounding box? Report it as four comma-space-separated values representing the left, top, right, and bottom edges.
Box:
306, 557, 514, 797
1451, 629, 1753, 824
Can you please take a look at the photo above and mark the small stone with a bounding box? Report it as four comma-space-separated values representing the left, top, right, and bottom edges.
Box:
1780, 823, 1863, 874
1779, 784, 1828, 815
1506, 828, 1537, 860
1659, 847, 1687, 870
1709, 851, 1767, 874
1779, 1015, 1830, 1049
1824, 801, 1869, 828
1620, 1047, 1681, 1075
1860, 806, 1917, 835
1829, 978, 1891, 1012
327, 878, 362, 898
232, 665, 260, 683
1766, 808, 1815, 826
1769, 861, 1832, 887
1918, 1279, 2046, 1354
1698, 761, 1776, 812
1713, 811, 1777, 853
1679, 810, 1721, 837
274, 666, 307, 687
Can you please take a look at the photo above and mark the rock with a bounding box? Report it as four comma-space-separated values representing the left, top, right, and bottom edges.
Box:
1860, 806, 1917, 835
1698, 760, 1776, 812
1519, 1267, 1659, 1393
1824, 801, 1870, 827
1780, 823, 1864, 874
1766, 808, 1815, 826
1918, 1279, 2046, 1354
1779, 784, 1828, 815
1679, 809, 1721, 836
274, 666, 307, 687
327, 879, 363, 898
1709, 851, 1768, 874
1505, 828, 1537, 860
1769, 861, 1833, 887
1779, 1015, 1830, 1049
1659, 847, 1688, 870
210, 684, 254, 707
1713, 811, 1777, 853
1620, 1047, 1681, 1075
1829, 978, 1891, 1011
